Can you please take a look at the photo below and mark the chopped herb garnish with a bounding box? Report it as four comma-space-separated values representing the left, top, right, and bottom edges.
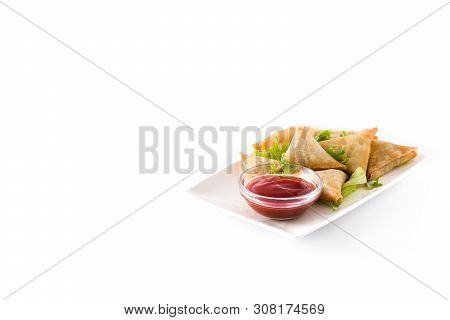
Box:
340, 130, 348, 137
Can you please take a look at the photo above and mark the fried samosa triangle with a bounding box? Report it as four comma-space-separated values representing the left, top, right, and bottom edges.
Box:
319, 128, 377, 175
316, 169, 348, 204
367, 140, 417, 180
284, 127, 347, 170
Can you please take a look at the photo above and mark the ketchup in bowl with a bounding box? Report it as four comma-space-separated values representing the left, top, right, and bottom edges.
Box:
246, 175, 316, 198
239, 165, 322, 220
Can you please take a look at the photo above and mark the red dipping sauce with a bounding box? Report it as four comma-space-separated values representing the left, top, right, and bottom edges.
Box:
242, 174, 320, 220
246, 175, 316, 198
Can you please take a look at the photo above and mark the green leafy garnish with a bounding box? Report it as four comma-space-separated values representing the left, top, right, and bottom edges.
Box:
315, 130, 332, 142
340, 130, 348, 137
254, 136, 294, 174
280, 160, 296, 174
254, 136, 288, 161
341, 167, 367, 198
269, 163, 280, 174
320, 200, 340, 211
268, 163, 291, 174
342, 167, 367, 187
268, 155, 296, 174
341, 185, 358, 197
367, 178, 382, 190
326, 146, 349, 164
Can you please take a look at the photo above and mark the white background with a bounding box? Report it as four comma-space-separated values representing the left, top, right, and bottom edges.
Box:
1, 0, 449, 318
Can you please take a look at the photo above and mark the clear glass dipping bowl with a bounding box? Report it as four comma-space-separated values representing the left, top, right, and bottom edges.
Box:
238, 164, 323, 220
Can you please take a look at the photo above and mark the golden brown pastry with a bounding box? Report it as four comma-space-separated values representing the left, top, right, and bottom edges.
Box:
367, 140, 417, 180
284, 127, 347, 170
316, 169, 348, 204
319, 128, 377, 175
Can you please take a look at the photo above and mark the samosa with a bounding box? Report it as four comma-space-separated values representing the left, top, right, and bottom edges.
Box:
316, 169, 348, 204
319, 128, 377, 174
367, 140, 417, 180
284, 127, 347, 170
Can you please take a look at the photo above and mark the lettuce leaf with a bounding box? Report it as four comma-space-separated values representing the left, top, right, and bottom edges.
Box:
268, 155, 296, 174
341, 185, 358, 197
367, 178, 382, 190
254, 136, 288, 161
320, 200, 340, 211
342, 167, 367, 187
326, 146, 349, 164
269, 163, 281, 174
315, 130, 332, 142
254, 137, 293, 174
341, 167, 367, 197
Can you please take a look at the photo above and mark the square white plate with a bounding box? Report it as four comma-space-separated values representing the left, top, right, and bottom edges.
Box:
189, 154, 424, 238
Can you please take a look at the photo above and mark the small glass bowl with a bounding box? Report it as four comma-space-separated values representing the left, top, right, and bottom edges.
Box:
238, 164, 323, 220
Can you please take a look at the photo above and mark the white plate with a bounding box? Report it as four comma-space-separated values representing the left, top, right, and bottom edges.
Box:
189, 154, 424, 238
